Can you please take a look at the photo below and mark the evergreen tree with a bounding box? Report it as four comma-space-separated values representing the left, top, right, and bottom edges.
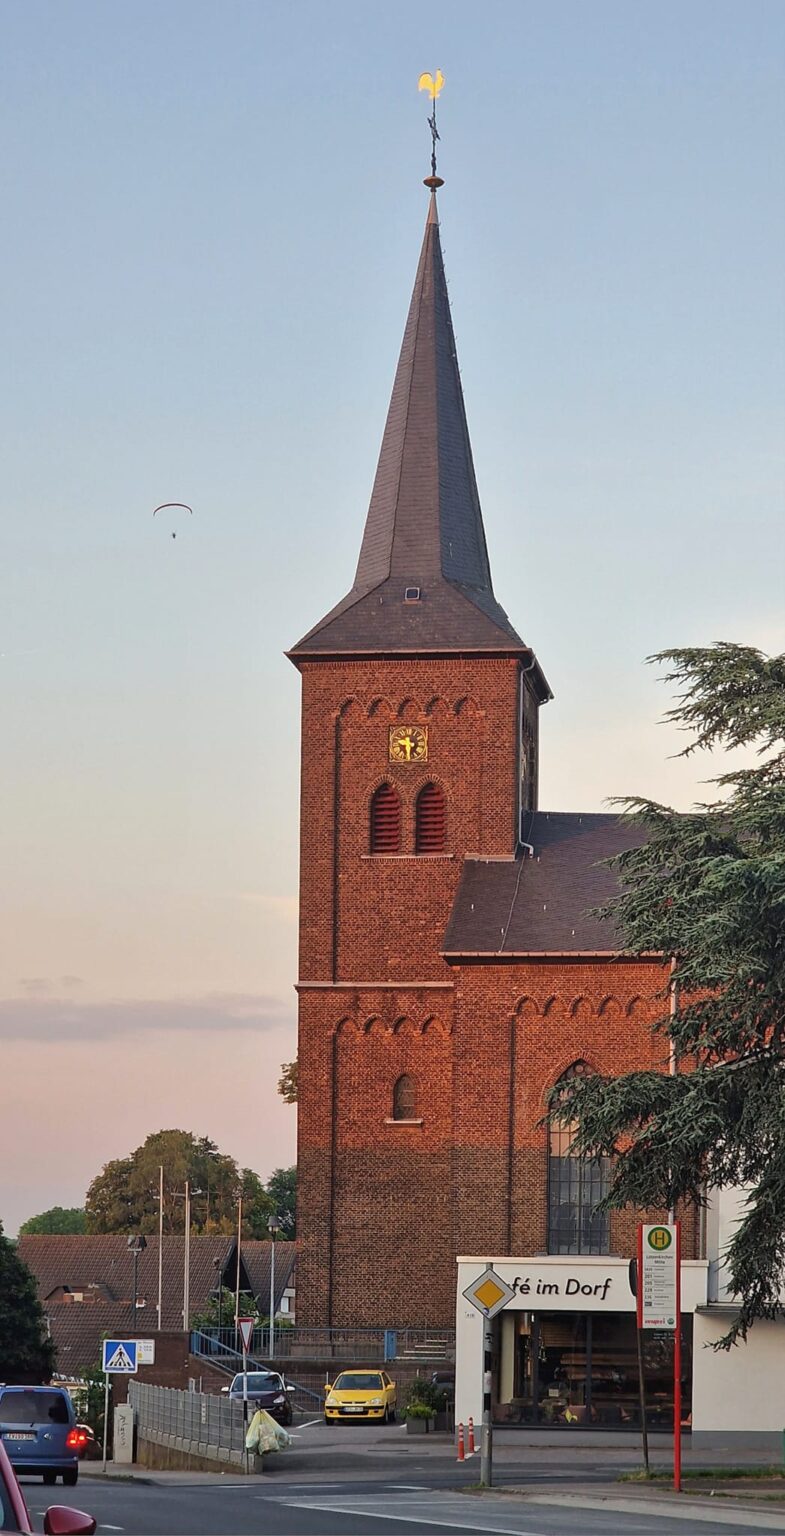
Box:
552, 644, 785, 1344
0, 1220, 56, 1381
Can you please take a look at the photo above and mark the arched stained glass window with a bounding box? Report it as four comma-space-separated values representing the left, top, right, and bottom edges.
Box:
548, 1062, 610, 1255
370, 783, 401, 853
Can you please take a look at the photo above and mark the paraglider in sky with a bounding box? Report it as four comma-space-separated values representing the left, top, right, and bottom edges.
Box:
153, 503, 193, 538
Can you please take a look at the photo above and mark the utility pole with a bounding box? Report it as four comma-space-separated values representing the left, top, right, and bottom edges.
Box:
157, 1165, 164, 1331
183, 1180, 191, 1333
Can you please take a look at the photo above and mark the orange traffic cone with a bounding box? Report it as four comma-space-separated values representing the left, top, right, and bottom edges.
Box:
456, 1422, 465, 1462
467, 1417, 475, 1455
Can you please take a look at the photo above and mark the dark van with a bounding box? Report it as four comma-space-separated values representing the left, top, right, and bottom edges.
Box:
0, 1386, 80, 1485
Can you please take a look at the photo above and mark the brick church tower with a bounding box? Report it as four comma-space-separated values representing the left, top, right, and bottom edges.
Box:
289, 181, 685, 1330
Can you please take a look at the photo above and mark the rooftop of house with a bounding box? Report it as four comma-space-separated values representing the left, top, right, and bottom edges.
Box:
18, 1234, 296, 1373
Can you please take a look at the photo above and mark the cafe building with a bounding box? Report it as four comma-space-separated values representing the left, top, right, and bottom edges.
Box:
455, 1254, 707, 1433
456, 1190, 785, 1448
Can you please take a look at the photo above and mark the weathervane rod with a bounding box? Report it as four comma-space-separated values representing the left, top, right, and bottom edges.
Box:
418, 70, 445, 186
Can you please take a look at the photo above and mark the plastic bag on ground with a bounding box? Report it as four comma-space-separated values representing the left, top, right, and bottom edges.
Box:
259, 1409, 292, 1451
245, 1410, 264, 1452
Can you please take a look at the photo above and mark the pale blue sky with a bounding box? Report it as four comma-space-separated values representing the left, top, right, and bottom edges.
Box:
1, 1, 783, 1232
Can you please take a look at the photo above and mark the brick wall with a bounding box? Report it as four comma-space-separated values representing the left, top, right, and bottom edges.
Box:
110, 1333, 206, 1404
295, 657, 524, 983
293, 652, 696, 1329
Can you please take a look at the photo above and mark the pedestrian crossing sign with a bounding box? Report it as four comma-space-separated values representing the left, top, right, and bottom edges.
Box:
102, 1339, 138, 1373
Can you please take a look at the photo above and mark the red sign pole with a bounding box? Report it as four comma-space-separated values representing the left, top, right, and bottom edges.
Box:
674, 1220, 682, 1494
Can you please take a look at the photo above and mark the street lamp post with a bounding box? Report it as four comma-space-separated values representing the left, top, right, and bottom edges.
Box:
268, 1217, 280, 1359
157, 1165, 164, 1331
127, 1234, 147, 1327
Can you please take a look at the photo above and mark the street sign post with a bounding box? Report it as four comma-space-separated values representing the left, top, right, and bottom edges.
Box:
102, 1340, 138, 1373
638, 1222, 682, 1492
237, 1317, 254, 1354
237, 1317, 255, 1470
100, 1340, 138, 1470
462, 1267, 515, 1487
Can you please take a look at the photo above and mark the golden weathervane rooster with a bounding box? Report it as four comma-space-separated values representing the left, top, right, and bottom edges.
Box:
418, 70, 445, 180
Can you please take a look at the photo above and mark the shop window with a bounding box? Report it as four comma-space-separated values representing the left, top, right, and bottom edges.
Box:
548, 1062, 610, 1255
493, 1311, 693, 1428
392, 1074, 417, 1121
370, 783, 401, 853
415, 783, 446, 853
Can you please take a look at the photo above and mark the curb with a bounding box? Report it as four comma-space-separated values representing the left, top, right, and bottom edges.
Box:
484, 1488, 785, 1530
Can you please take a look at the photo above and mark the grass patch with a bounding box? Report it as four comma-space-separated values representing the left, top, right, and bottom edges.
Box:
619, 1466, 785, 1484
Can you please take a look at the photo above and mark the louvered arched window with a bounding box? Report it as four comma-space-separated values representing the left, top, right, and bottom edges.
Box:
548, 1061, 610, 1255
370, 783, 401, 854
415, 783, 446, 853
392, 1074, 418, 1121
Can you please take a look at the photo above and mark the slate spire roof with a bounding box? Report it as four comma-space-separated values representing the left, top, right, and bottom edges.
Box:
290, 189, 547, 683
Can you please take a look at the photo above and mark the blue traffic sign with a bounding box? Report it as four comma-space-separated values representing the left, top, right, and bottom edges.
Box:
102, 1339, 138, 1373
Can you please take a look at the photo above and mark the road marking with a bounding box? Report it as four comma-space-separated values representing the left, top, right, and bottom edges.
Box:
282, 1500, 549, 1535
296, 1417, 323, 1429
387, 1484, 429, 1490
99, 1525, 125, 1531
260, 1484, 346, 1491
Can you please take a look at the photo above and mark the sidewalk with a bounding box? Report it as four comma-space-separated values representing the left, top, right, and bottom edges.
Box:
492, 1482, 785, 1530
80, 1467, 234, 1485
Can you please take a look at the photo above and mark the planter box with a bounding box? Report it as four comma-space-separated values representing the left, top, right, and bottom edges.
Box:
406, 1416, 436, 1435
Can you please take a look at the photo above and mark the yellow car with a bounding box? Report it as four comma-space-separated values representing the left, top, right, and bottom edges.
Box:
324, 1369, 397, 1424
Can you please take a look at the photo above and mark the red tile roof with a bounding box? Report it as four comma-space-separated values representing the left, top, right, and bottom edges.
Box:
18, 1235, 296, 1373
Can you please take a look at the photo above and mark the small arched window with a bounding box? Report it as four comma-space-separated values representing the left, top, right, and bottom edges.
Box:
370, 784, 401, 853
392, 1074, 418, 1121
415, 783, 446, 853
548, 1061, 610, 1255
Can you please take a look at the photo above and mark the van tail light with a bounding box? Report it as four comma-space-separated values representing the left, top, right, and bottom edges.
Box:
66, 1429, 87, 1449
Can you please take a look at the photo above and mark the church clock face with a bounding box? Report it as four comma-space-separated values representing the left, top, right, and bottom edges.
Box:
389, 724, 428, 764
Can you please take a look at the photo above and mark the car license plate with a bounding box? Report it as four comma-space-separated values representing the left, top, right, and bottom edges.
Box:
3, 1432, 35, 1441
346, 1405, 364, 1412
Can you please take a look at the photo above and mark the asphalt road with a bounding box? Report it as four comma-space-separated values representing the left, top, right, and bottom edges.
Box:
20, 1475, 780, 1536
17, 1423, 783, 1535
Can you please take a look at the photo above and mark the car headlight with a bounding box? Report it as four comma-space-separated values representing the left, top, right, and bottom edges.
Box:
274, 1395, 285, 1405
326, 1395, 338, 1406
370, 1397, 382, 1405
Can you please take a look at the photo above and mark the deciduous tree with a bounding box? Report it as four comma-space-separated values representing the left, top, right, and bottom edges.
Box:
19, 1206, 87, 1235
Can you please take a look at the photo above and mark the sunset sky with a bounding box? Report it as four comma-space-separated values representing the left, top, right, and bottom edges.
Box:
1, 0, 783, 1234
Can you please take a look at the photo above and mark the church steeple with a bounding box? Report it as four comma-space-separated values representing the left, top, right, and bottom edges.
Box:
290, 187, 548, 692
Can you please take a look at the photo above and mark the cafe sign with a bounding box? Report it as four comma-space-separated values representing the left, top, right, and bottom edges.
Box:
462, 1260, 624, 1311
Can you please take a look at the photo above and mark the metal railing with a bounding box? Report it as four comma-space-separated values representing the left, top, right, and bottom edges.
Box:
190, 1325, 454, 1363
129, 1380, 246, 1457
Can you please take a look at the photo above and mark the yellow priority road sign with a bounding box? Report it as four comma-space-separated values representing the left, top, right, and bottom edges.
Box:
463, 1266, 516, 1319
